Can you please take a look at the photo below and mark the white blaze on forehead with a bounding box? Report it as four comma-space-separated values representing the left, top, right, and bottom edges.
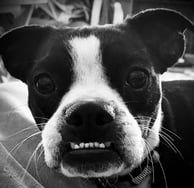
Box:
61, 35, 117, 106
69, 35, 105, 84
58, 35, 131, 114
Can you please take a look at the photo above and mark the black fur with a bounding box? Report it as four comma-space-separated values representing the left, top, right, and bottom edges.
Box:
0, 9, 194, 188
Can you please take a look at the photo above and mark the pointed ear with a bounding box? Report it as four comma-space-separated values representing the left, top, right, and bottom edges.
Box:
0, 25, 58, 82
126, 8, 194, 73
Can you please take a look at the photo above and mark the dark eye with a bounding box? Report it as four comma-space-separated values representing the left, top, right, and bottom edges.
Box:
35, 75, 55, 94
127, 70, 148, 89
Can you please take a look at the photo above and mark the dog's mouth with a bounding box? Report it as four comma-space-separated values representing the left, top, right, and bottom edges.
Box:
61, 141, 122, 170
63, 141, 119, 157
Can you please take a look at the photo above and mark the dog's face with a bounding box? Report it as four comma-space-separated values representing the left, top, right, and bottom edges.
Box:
0, 9, 193, 178
33, 30, 162, 177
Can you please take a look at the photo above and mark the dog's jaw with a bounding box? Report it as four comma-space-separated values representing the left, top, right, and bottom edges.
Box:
41, 35, 163, 178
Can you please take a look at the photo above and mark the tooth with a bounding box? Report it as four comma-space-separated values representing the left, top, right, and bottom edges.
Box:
89, 143, 94, 148
94, 142, 99, 148
74, 144, 79, 149
79, 143, 84, 148
71, 142, 110, 150
70, 142, 75, 149
85, 143, 89, 148
105, 142, 111, 147
99, 143, 105, 148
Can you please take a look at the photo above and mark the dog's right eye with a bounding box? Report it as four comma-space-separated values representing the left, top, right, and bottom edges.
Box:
35, 75, 55, 94
126, 70, 148, 89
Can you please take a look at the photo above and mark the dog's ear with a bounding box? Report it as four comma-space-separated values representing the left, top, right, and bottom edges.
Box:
126, 8, 194, 73
0, 25, 57, 82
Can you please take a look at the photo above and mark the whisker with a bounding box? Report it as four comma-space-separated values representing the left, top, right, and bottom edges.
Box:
160, 134, 184, 159
8, 131, 41, 157
33, 116, 49, 121
160, 134, 177, 153
34, 143, 43, 182
158, 159, 168, 188
159, 130, 174, 141
144, 127, 169, 187
161, 127, 181, 140
143, 126, 183, 159
21, 142, 42, 181
37, 147, 44, 166
5, 126, 37, 139
143, 125, 175, 141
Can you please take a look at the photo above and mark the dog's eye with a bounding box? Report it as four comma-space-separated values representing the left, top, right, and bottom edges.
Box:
127, 70, 148, 89
35, 75, 55, 94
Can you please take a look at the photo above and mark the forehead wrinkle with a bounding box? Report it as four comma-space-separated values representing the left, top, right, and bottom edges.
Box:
69, 35, 106, 85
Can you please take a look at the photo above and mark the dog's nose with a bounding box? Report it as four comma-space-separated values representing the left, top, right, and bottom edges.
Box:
65, 102, 114, 127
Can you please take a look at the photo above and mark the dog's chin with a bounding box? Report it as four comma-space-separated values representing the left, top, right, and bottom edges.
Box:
59, 149, 124, 178
60, 162, 124, 178
60, 164, 124, 178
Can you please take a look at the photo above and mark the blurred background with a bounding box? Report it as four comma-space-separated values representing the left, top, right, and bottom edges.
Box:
0, 0, 194, 82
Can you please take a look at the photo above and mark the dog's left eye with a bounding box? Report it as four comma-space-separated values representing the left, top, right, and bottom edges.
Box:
35, 75, 55, 94
127, 70, 148, 89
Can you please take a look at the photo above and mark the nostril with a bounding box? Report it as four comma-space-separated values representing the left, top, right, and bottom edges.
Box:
66, 113, 82, 127
96, 112, 114, 126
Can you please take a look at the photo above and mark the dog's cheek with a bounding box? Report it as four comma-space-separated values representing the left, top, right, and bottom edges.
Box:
42, 115, 62, 168
123, 127, 145, 166
145, 100, 163, 153
116, 112, 145, 167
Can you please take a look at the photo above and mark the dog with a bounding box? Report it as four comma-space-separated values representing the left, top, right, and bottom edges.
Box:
0, 8, 194, 188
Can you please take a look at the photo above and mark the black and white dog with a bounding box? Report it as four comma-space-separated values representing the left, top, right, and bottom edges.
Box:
0, 8, 194, 188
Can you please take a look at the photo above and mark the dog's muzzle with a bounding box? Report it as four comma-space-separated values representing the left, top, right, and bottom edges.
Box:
58, 101, 124, 174
42, 95, 149, 177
